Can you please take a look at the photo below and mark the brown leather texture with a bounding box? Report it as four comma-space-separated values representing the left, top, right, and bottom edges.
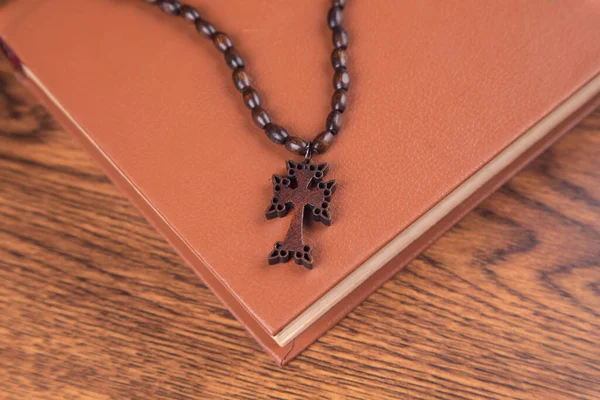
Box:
2, 0, 600, 364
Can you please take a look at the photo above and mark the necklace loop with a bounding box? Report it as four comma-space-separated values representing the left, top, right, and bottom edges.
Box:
304, 143, 313, 162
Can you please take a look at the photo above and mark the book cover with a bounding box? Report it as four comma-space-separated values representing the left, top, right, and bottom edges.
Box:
1, 0, 599, 365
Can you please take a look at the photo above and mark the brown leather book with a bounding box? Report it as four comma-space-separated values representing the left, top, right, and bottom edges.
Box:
1, 0, 599, 365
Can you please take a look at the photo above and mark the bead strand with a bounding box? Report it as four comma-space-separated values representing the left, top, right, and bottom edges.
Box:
313, 0, 350, 155
144, 0, 349, 157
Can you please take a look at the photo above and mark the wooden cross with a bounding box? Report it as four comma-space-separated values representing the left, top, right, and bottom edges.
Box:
266, 160, 336, 269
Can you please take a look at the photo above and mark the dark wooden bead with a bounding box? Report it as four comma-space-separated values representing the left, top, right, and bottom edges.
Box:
331, 89, 348, 112
232, 68, 251, 91
195, 19, 216, 38
332, 26, 349, 49
332, 0, 347, 8
252, 107, 271, 129
327, 7, 343, 29
326, 110, 342, 134
331, 48, 347, 70
180, 5, 200, 22
213, 32, 233, 53
264, 124, 289, 145
242, 87, 261, 109
159, 0, 182, 15
224, 48, 244, 69
312, 131, 336, 154
333, 68, 350, 90
285, 137, 309, 155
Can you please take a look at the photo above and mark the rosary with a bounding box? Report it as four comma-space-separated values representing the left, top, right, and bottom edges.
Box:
144, 0, 350, 269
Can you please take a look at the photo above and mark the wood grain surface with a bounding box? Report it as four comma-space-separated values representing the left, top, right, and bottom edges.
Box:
0, 57, 599, 400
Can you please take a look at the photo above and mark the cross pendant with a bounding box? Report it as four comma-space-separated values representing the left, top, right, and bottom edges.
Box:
265, 159, 336, 269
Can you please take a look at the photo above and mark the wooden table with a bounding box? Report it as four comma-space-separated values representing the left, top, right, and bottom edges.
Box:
1, 57, 599, 400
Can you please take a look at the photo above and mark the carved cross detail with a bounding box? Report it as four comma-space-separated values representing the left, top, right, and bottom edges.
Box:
265, 159, 336, 269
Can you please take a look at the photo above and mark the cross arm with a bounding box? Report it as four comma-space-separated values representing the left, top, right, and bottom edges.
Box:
307, 179, 336, 226
265, 174, 295, 219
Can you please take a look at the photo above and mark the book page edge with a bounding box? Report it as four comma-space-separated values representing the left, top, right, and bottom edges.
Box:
272, 73, 600, 347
